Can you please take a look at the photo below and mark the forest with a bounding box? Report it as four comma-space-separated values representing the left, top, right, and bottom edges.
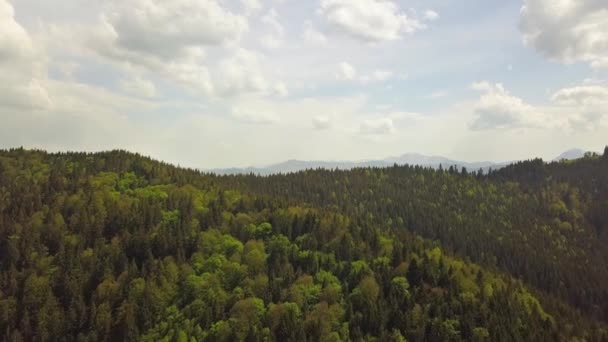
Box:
1, 147, 607, 341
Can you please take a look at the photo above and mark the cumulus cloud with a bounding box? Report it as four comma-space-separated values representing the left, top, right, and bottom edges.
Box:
318, 0, 426, 42
552, 85, 608, 105
0, 77, 157, 153
360, 117, 395, 135
102, 0, 247, 58
469, 82, 545, 130
0, 0, 51, 111
0, 1, 34, 62
160, 59, 214, 95
59, 0, 285, 98
336, 63, 394, 83
0, 0, 168, 152
520, 0, 608, 69
215, 48, 286, 97
469, 81, 607, 132
76, 6, 213, 94
4, 0, 606, 167
551, 83, 608, 131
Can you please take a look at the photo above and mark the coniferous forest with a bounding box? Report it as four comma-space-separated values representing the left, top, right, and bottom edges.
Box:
1, 147, 608, 341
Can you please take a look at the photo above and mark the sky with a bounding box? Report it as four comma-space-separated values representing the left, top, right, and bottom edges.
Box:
0, 0, 607, 168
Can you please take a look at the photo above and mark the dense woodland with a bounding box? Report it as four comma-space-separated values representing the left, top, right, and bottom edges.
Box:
0, 147, 607, 341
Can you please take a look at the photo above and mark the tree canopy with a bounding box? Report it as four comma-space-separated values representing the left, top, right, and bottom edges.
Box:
0, 148, 607, 341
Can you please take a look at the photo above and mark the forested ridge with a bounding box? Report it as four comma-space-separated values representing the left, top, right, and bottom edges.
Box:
216, 149, 608, 324
1, 148, 607, 341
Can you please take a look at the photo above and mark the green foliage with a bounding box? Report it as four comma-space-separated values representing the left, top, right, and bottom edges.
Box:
247, 222, 274, 240
267, 302, 304, 341
0, 149, 606, 341
229, 297, 266, 340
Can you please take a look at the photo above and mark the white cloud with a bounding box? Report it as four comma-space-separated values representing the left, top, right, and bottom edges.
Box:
424, 10, 439, 21
64, 0, 287, 98
3, 0, 607, 168
520, 0, 608, 69
161, 59, 214, 95
469, 80, 607, 132
551, 83, 608, 131
319, 0, 426, 42
0, 1, 136, 150
0, 1, 34, 61
102, 0, 247, 58
337, 63, 393, 83
0, 78, 156, 153
565, 111, 604, 132
216, 49, 267, 95
360, 117, 395, 135
337, 62, 357, 80
312, 116, 332, 130
0, 0, 51, 111
215, 48, 285, 97
469, 82, 545, 130
69, 9, 284, 99
552, 85, 608, 105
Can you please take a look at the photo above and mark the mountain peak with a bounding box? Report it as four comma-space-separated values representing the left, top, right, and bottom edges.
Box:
553, 149, 586, 161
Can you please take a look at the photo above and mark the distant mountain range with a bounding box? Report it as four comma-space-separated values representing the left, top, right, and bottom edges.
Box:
209, 149, 591, 176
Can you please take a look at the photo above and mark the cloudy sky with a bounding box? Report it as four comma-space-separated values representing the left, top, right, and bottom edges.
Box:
1, 0, 607, 168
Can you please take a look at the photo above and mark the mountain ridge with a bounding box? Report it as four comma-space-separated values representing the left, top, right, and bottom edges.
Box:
208, 153, 504, 175
210, 149, 599, 175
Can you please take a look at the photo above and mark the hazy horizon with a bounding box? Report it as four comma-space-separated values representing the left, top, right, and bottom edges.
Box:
1, 0, 607, 168
0, 145, 598, 171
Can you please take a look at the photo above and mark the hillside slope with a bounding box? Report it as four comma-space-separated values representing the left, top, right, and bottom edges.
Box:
0, 148, 606, 341
216, 148, 608, 324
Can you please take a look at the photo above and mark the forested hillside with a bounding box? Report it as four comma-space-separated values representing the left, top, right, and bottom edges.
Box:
0, 148, 607, 341
217, 149, 608, 322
